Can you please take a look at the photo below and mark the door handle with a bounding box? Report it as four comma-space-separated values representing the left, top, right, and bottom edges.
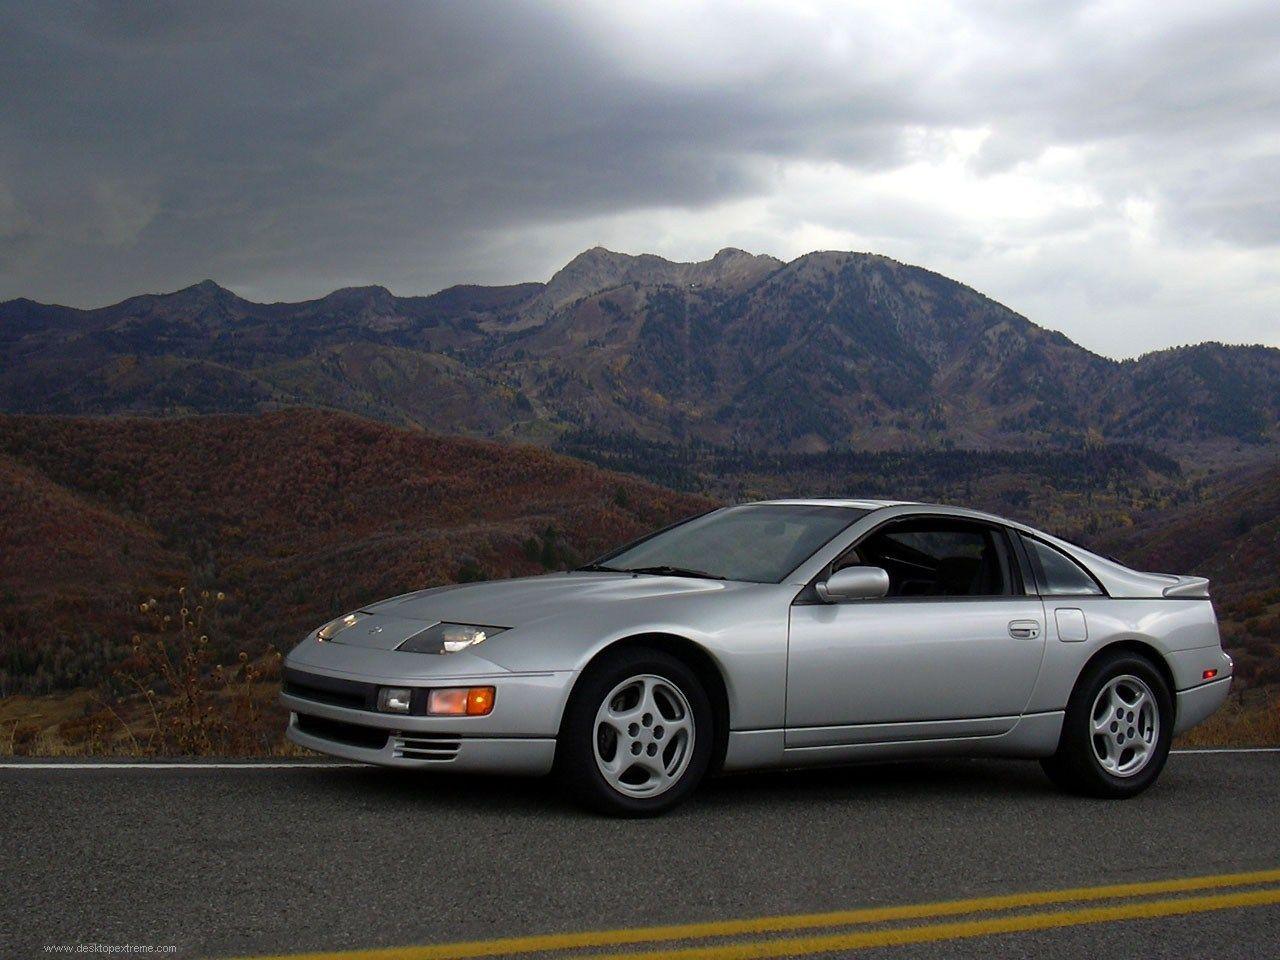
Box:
1009, 620, 1041, 640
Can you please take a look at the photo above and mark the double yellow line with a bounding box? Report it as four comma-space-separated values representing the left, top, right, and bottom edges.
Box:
243, 867, 1280, 960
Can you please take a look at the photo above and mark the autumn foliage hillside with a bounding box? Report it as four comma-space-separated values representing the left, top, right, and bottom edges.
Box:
1096, 460, 1280, 687
0, 410, 711, 696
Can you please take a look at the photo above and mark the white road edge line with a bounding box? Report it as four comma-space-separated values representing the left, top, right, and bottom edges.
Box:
1171, 748, 1280, 754
0, 749, 1276, 768
0, 762, 366, 769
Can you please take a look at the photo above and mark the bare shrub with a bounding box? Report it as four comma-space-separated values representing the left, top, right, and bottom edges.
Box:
110, 586, 284, 755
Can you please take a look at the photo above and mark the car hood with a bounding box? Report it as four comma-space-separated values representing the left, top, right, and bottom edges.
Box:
335, 572, 730, 651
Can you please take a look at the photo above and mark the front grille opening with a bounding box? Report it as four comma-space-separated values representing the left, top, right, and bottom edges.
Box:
296, 713, 389, 750
284, 680, 367, 710
394, 734, 462, 761
283, 669, 372, 711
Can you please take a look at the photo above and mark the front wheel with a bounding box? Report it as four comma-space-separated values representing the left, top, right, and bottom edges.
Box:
557, 647, 713, 816
1041, 650, 1173, 798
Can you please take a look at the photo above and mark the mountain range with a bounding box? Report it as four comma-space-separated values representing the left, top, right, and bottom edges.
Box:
4, 247, 1279, 457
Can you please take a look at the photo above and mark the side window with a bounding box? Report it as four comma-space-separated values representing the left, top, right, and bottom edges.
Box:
853, 520, 1015, 598
1022, 536, 1104, 596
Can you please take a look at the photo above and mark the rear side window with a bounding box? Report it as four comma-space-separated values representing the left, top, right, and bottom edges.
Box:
1022, 536, 1104, 596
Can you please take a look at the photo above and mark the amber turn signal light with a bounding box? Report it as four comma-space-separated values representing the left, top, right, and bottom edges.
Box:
426, 686, 496, 716
466, 687, 495, 715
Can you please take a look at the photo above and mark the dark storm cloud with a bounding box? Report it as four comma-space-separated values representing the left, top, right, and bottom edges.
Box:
0, 1, 916, 303
0, 1, 1277, 356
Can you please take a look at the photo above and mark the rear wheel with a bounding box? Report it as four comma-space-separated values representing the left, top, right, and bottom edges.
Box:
1041, 650, 1173, 798
558, 646, 713, 816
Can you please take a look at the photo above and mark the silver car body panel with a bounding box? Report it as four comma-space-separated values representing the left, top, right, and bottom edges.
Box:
283, 499, 1232, 775
785, 594, 1048, 745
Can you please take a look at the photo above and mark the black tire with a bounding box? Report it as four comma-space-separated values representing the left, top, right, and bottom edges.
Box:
557, 646, 714, 816
1041, 649, 1174, 798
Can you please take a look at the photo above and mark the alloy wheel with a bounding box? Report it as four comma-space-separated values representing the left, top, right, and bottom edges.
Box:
1090, 674, 1160, 777
592, 674, 695, 798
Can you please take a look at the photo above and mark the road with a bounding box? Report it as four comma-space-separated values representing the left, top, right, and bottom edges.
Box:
4, 751, 1278, 959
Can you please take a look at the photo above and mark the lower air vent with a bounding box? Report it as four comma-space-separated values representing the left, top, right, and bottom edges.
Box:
296, 713, 389, 750
393, 734, 462, 761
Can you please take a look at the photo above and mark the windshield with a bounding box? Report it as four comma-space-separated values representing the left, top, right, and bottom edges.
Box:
592, 504, 868, 583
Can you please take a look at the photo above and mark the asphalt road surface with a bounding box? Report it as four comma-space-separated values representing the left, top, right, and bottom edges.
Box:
4, 751, 1279, 960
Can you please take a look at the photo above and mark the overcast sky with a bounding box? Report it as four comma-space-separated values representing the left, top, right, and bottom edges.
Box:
1, 1, 1277, 357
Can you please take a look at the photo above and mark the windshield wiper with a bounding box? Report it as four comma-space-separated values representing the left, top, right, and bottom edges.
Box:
620, 565, 727, 580
573, 563, 625, 573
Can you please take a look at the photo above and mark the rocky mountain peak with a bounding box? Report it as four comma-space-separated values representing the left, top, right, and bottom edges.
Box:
318, 284, 395, 307
541, 246, 782, 311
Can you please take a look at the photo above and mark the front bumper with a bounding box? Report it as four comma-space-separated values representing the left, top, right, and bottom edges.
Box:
280, 660, 572, 775
286, 711, 557, 774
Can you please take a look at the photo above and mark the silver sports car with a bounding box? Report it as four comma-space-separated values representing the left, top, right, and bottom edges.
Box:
282, 500, 1232, 814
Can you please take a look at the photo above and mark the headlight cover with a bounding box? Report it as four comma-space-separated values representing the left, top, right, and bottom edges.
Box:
316, 611, 368, 641
398, 622, 507, 654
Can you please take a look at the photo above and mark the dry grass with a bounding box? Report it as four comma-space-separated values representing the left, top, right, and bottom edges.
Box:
1, 585, 302, 758
0, 682, 304, 757
1174, 685, 1280, 748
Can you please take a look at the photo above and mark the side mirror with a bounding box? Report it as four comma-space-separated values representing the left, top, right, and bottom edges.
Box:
816, 566, 890, 603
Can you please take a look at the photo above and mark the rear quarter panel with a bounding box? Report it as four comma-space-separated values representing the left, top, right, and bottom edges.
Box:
1026, 597, 1228, 714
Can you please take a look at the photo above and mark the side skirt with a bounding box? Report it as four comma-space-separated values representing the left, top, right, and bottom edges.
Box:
721, 711, 1064, 772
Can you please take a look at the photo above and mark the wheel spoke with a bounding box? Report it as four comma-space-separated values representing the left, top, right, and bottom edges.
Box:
663, 713, 694, 739
635, 750, 670, 782
598, 714, 629, 738
608, 706, 642, 725
638, 677, 660, 717
604, 686, 644, 723
1096, 729, 1118, 770
1110, 688, 1128, 716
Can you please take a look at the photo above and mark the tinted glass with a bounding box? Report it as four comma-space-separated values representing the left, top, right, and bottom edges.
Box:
854, 522, 1013, 597
1023, 537, 1103, 595
600, 504, 865, 583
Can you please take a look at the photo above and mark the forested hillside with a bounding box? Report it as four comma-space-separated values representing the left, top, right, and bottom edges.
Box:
559, 430, 1187, 537
1095, 462, 1280, 687
0, 410, 710, 697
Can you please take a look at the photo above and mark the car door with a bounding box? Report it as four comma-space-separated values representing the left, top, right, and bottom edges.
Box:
785, 517, 1047, 747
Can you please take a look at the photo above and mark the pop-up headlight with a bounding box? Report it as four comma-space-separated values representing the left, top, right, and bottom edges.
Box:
397, 622, 507, 654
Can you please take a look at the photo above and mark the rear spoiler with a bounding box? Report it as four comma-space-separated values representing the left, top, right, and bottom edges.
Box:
1162, 576, 1211, 599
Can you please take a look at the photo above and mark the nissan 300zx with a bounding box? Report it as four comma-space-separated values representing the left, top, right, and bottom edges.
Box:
281, 500, 1232, 815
